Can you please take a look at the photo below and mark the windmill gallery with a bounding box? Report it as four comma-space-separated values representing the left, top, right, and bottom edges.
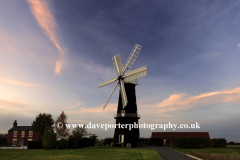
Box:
99, 44, 147, 147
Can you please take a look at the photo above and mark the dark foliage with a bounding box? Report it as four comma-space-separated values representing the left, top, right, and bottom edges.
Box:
68, 136, 95, 149
172, 138, 210, 148
0, 133, 8, 146
32, 113, 54, 140
43, 129, 57, 149
104, 138, 113, 146
77, 138, 95, 148
68, 135, 78, 149
28, 141, 44, 149
58, 138, 68, 149
210, 138, 227, 147
227, 141, 235, 145
139, 138, 151, 146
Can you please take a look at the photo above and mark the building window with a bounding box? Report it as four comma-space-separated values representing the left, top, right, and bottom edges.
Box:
28, 139, 32, 141
12, 139, 17, 146
29, 131, 33, 137
21, 131, 25, 137
119, 134, 124, 143
163, 139, 166, 146
13, 131, 18, 137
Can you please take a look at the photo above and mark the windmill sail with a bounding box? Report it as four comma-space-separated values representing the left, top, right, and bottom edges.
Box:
99, 76, 118, 88
99, 44, 147, 110
123, 66, 147, 83
103, 82, 119, 110
112, 54, 124, 75
120, 79, 128, 108
123, 44, 142, 73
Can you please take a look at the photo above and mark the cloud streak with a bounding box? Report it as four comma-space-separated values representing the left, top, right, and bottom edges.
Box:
26, 0, 64, 75
0, 76, 39, 87
157, 87, 240, 111
66, 103, 117, 114
65, 100, 81, 109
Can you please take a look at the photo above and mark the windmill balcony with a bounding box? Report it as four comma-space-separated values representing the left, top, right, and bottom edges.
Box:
114, 113, 140, 118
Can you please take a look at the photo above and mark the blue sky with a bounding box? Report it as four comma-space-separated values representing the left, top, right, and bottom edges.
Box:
0, 0, 240, 141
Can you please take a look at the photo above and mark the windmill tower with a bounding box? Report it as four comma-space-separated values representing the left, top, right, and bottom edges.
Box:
99, 44, 147, 147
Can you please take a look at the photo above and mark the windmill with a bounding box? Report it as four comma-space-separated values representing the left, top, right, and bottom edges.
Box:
99, 44, 147, 147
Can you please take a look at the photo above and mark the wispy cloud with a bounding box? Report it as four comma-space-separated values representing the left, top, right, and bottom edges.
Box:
157, 87, 240, 112
66, 103, 117, 114
65, 100, 81, 109
0, 76, 39, 87
26, 0, 64, 75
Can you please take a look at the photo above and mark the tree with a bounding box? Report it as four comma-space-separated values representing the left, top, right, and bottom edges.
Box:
0, 133, 8, 146
32, 113, 54, 140
72, 124, 89, 140
54, 111, 70, 139
43, 129, 57, 149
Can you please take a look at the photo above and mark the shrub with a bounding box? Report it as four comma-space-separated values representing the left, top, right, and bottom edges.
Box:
77, 138, 94, 148
68, 135, 78, 149
43, 129, 57, 149
28, 141, 43, 149
210, 138, 226, 147
104, 138, 113, 146
58, 138, 68, 149
173, 138, 210, 148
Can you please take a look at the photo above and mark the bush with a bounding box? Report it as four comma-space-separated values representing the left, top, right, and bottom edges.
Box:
210, 138, 226, 147
68, 135, 78, 149
43, 129, 57, 149
227, 141, 234, 145
77, 138, 94, 148
104, 138, 113, 146
173, 138, 210, 148
58, 138, 68, 149
28, 141, 43, 149
139, 138, 151, 146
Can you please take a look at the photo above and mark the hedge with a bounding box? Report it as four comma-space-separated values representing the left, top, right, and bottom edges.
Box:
172, 138, 210, 148
210, 138, 226, 147
104, 138, 113, 146
28, 141, 44, 149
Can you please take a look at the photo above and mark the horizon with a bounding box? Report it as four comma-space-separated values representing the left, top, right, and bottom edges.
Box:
0, 0, 240, 142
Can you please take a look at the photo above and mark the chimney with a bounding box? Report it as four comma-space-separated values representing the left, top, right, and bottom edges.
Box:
13, 120, 17, 127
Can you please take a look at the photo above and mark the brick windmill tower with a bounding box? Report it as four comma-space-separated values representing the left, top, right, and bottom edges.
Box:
99, 44, 147, 147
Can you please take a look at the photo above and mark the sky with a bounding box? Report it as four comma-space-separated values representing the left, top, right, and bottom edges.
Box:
0, 0, 240, 142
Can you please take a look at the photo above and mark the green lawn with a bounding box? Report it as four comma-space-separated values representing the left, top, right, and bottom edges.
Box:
227, 145, 240, 148
173, 146, 240, 159
0, 146, 161, 160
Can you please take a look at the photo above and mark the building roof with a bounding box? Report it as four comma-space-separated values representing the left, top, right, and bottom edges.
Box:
8, 126, 32, 131
151, 132, 210, 139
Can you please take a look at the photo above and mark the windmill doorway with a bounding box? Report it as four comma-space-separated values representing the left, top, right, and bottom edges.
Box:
119, 134, 124, 143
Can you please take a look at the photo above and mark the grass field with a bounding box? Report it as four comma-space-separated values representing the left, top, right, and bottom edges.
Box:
0, 146, 162, 160
173, 146, 240, 160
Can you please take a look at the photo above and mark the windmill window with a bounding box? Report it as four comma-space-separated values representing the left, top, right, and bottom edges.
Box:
121, 110, 125, 117
119, 134, 124, 143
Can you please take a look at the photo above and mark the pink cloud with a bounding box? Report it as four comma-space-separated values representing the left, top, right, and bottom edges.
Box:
157, 87, 240, 112
0, 76, 40, 87
66, 103, 117, 114
65, 100, 81, 109
26, 0, 64, 75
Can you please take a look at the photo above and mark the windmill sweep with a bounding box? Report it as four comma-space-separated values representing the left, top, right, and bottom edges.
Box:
99, 44, 147, 147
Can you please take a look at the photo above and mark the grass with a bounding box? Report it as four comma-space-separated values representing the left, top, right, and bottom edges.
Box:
0, 146, 162, 160
173, 146, 240, 160
228, 145, 240, 148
